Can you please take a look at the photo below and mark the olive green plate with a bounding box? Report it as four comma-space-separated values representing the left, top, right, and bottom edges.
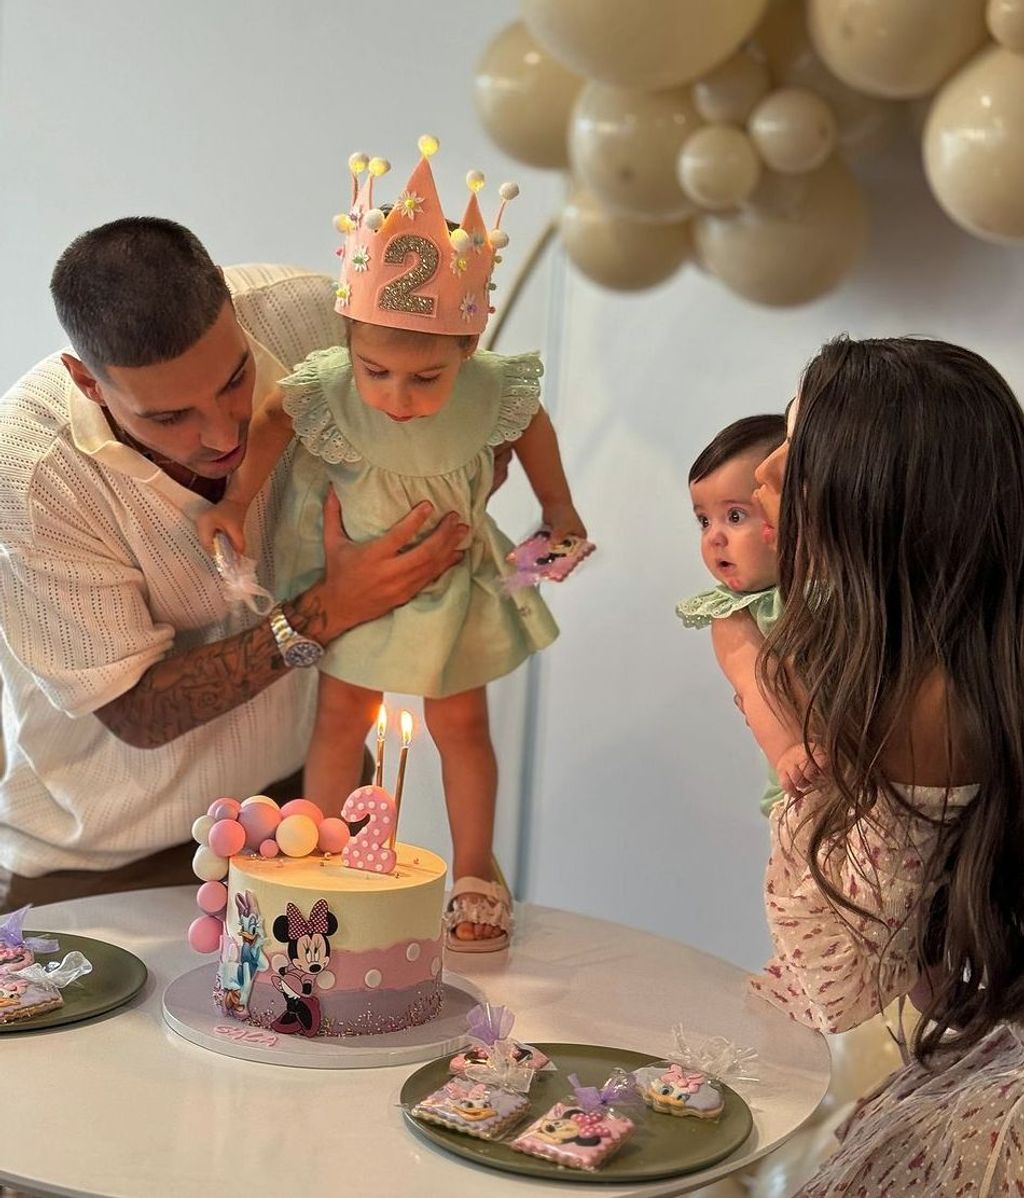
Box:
0, 931, 148, 1033
401, 1042, 753, 1184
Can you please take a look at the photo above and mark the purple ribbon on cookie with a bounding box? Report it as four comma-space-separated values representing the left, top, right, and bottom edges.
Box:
0, 906, 59, 955
465, 1002, 515, 1046
568, 1068, 640, 1113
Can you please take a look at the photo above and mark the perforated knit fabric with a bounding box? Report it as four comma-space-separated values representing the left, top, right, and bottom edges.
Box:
0, 265, 341, 875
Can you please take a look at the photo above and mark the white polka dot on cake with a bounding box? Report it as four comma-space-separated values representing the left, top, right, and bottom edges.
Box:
364, 969, 382, 988
406, 943, 421, 962
430, 956, 441, 977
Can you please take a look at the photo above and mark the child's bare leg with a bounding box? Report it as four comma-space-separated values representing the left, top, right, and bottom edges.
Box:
424, 687, 503, 942
303, 675, 381, 816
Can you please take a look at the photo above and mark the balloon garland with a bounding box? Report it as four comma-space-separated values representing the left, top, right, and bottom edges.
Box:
473, 0, 1024, 307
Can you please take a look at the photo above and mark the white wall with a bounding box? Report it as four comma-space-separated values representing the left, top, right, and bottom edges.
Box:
3, 2, 1024, 969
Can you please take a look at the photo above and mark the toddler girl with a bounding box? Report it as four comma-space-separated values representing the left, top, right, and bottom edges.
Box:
676, 415, 817, 808
198, 138, 585, 952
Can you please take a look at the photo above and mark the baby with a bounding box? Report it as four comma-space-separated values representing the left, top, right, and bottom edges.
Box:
677, 415, 819, 808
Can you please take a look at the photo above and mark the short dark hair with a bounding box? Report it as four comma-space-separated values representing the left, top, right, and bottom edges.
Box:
50, 217, 230, 373
688, 414, 787, 485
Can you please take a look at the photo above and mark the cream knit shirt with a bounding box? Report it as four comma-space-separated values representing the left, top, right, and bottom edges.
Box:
0, 264, 343, 875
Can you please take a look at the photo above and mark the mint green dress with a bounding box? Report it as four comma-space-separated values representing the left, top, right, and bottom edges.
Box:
273, 347, 558, 698
676, 584, 784, 814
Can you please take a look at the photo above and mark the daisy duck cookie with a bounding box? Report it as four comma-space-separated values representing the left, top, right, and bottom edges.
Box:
632, 1061, 725, 1121
449, 1003, 550, 1074
0, 951, 92, 1025
0, 969, 64, 1023
410, 1078, 530, 1141
511, 1071, 637, 1172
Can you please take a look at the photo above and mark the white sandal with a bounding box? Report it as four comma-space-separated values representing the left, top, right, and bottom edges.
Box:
445, 875, 513, 954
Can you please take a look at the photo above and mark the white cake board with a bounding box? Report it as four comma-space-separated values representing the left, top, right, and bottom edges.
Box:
162, 963, 482, 1069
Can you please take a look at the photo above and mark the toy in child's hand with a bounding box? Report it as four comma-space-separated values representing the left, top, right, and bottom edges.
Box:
504, 528, 595, 590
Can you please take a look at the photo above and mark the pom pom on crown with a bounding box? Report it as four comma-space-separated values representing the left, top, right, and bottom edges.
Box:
332, 135, 518, 337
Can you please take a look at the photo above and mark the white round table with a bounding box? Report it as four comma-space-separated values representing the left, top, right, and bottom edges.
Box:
1, 888, 829, 1196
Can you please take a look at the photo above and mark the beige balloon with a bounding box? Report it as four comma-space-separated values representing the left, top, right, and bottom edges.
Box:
474, 22, 582, 169
693, 51, 771, 124
569, 82, 701, 222
523, 0, 768, 90
748, 87, 838, 174
807, 0, 988, 99
988, 0, 1024, 51
694, 157, 868, 306
678, 126, 762, 210
560, 188, 693, 290
924, 45, 1024, 243
754, 0, 898, 157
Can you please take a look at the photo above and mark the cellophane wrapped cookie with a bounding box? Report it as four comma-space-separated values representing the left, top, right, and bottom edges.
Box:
449, 1002, 550, 1074
412, 1037, 536, 1141
504, 530, 596, 590
0, 904, 60, 972
632, 1061, 725, 1120
511, 1070, 637, 1172
632, 1026, 758, 1121
0, 951, 92, 1025
410, 1077, 530, 1141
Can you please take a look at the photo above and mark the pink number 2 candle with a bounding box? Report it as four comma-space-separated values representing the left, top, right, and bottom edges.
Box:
341, 785, 397, 874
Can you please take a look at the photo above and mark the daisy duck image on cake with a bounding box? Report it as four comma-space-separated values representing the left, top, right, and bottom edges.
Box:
217, 890, 269, 1019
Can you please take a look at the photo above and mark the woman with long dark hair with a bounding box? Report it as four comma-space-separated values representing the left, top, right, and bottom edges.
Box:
749, 336, 1024, 1193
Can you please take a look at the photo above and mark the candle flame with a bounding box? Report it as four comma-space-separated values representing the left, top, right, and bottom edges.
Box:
376, 704, 388, 740
400, 710, 414, 746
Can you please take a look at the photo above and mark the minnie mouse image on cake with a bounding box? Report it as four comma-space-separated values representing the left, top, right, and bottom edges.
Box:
269, 899, 338, 1037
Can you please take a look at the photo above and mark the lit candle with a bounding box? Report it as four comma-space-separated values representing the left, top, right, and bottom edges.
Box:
373, 704, 387, 788
390, 711, 413, 849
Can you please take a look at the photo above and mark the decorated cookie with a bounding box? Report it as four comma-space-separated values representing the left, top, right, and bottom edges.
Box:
451, 1040, 549, 1075
633, 1062, 725, 1120
0, 905, 59, 972
410, 1078, 530, 1140
511, 1101, 634, 1171
449, 1003, 550, 1074
0, 968, 64, 1024
504, 529, 595, 589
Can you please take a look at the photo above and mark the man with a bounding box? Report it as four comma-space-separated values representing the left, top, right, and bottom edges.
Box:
0, 217, 470, 909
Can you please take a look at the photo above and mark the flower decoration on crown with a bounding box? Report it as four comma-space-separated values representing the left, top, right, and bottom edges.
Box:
331, 135, 518, 337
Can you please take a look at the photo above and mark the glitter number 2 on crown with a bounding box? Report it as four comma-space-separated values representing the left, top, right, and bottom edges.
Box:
378, 234, 439, 315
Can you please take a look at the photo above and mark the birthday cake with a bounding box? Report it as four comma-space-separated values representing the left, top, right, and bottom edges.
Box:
187, 784, 447, 1038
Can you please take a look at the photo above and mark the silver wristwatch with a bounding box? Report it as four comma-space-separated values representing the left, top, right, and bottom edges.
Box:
268, 605, 324, 668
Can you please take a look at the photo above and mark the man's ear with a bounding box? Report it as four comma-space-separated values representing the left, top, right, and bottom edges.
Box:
61, 353, 105, 405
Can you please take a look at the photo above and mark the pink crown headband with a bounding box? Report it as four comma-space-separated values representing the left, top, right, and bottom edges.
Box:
332, 135, 518, 337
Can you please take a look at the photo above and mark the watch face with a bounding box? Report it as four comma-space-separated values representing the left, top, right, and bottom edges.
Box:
283, 639, 323, 668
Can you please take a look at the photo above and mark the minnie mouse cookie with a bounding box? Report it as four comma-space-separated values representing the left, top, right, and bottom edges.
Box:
633, 1062, 725, 1120
0, 967, 63, 1024
450, 1039, 550, 1075
411, 1078, 530, 1141
511, 1101, 634, 1171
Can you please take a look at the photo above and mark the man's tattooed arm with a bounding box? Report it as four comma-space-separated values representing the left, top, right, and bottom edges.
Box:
95, 597, 327, 749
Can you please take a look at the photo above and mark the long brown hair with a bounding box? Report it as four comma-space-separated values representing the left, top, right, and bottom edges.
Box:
762, 335, 1024, 1061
